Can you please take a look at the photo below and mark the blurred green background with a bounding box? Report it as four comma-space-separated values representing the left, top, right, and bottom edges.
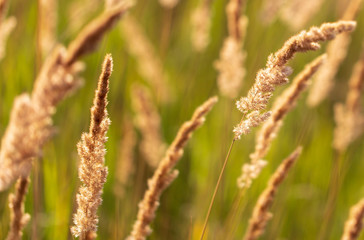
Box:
1, 0, 364, 239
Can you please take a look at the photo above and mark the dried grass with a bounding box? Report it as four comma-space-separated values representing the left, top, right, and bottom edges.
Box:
0, 3, 130, 191
237, 55, 326, 189
243, 147, 302, 240
71, 54, 113, 240
127, 96, 218, 240
233, 21, 356, 140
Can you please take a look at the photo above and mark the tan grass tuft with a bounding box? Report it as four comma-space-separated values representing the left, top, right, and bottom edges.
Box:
233, 21, 356, 140
333, 42, 364, 152
341, 198, 364, 240
243, 147, 302, 240
237, 54, 326, 189
127, 96, 218, 240
71, 54, 113, 239
6, 177, 31, 240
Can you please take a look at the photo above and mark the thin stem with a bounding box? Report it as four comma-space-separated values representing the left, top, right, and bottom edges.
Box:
200, 138, 236, 240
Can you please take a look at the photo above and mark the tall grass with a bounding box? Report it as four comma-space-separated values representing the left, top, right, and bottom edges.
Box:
0, 0, 364, 239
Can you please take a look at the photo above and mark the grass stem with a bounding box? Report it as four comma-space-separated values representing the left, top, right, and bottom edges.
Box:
200, 138, 236, 240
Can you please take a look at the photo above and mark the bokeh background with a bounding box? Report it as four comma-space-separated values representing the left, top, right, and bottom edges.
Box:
1, 0, 364, 239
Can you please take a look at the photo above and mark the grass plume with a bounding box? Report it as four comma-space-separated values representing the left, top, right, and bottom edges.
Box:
127, 96, 218, 240
234, 20, 356, 140
237, 54, 326, 189
243, 147, 302, 240
0, 3, 130, 191
71, 54, 113, 239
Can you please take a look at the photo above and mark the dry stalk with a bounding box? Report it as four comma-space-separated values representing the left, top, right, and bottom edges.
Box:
333, 42, 364, 151
243, 147, 302, 240
341, 198, 364, 240
0, 3, 131, 191
237, 54, 326, 189
71, 54, 113, 240
6, 177, 31, 240
233, 21, 356, 140
132, 84, 166, 168
127, 96, 218, 240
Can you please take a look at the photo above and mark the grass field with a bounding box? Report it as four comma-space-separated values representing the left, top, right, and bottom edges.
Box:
1, 0, 364, 239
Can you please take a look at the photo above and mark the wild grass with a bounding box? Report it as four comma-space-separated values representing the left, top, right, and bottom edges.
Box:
0, 0, 364, 239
